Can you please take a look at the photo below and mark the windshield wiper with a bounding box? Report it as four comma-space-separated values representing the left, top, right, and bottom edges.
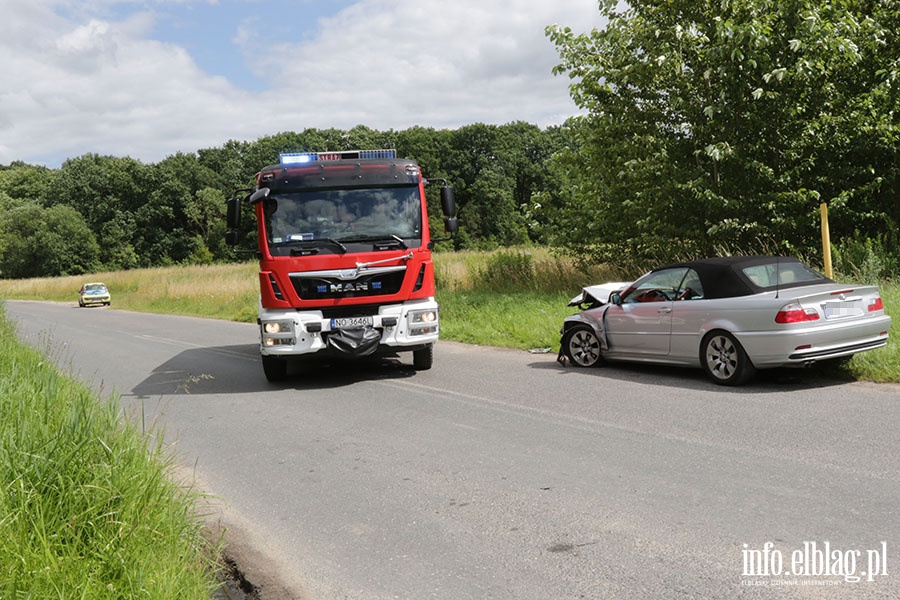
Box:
337, 234, 408, 250
281, 238, 347, 254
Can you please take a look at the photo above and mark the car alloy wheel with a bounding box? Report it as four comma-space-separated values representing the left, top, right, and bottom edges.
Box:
701, 331, 755, 386
563, 325, 603, 368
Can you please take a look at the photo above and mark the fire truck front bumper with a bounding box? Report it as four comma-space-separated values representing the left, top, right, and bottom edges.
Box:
258, 300, 440, 358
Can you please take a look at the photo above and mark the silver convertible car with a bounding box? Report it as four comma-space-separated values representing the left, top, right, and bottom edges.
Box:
559, 256, 891, 385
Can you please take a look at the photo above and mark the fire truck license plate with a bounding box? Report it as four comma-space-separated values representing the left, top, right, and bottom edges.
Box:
331, 316, 374, 329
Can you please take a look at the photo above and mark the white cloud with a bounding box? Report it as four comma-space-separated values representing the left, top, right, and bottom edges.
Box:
0, 0, 603, 167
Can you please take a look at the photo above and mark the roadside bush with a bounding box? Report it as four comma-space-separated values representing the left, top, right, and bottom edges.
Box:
833, 233, 899, 282
472, 250, 535, 292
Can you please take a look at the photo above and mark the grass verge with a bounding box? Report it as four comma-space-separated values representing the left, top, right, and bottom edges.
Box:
0, 307, 222, 598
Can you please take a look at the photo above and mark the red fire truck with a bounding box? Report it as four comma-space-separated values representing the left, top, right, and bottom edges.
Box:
226, 149, 457, 381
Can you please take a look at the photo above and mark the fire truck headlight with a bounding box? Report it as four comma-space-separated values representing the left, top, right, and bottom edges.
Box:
408, 309, 438, 336
261, 320, 295, 345
263, 320, 295, 334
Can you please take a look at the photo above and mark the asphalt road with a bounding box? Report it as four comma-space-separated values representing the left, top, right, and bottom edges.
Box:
5, 300, 900, 599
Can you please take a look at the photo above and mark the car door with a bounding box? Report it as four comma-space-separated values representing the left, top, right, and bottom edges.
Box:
604, 267, 688, 357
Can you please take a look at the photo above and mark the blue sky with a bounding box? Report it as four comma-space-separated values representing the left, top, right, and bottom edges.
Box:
121, 1, 357, 89
0, 0, 605, 167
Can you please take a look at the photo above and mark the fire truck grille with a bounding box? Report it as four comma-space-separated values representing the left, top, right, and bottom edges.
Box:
291, 270, 405, 300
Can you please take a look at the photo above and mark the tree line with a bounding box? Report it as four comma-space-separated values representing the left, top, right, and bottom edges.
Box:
2, 0, 898, 280
0, 122, 570, 279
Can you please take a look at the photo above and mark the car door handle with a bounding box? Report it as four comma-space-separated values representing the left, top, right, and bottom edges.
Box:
658, 307, 672, 314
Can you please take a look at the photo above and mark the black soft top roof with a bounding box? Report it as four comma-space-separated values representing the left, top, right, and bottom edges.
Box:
654, 255, 832, 299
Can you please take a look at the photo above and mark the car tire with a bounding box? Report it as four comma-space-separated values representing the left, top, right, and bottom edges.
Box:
562, 325, 604, 368
413, 345, 433, 370
261, 354, 288, 382
700, 331, 755, 386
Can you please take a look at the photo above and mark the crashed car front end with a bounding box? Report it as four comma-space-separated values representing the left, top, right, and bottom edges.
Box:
558, 282, 628, 367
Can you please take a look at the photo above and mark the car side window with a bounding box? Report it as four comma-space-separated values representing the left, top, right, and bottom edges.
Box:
621, 268, 689, 303
675, 268, 704, 301
742, 262, 828, 288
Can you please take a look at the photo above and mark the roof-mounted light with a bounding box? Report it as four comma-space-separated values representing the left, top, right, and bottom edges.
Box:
279, 149, 396, 165
280, 153, 316, 165
359, 149, 396, 159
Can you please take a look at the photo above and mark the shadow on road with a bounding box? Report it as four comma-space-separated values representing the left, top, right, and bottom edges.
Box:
530, 356, 853, 394
128, 344, 417, 398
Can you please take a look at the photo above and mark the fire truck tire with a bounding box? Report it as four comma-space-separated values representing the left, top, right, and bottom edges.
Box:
262, 354, 288, 382
413, 345, 433, 370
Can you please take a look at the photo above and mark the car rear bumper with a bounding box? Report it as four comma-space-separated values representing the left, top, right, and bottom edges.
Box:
736, 314, 891, 367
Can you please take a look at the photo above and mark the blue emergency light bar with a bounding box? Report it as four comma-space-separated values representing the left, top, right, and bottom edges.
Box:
279, 149, 397, 165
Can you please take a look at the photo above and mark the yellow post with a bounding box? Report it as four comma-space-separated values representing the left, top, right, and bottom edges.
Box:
820, 202, 833, 278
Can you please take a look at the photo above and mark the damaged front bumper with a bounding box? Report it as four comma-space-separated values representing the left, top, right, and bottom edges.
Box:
258, 298, 439, 359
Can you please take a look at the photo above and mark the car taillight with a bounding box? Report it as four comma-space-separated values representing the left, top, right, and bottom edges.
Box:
775, 303, 820, 324
868, 297, 884, 312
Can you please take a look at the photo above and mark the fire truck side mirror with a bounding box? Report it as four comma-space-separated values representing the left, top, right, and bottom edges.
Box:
440, 186, 456, 218
444, 217, 459, 235
225, 197, 242, 246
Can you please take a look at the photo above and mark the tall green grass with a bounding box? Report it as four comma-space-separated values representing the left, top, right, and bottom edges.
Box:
435, 248, 620, 350
844, 281, 899, 382
0, 309, 221, 598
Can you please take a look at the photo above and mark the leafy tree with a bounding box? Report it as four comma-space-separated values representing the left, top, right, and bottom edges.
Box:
185, 187, 228, 260
146, 153, 226, 265
0, 204, 100, 278
47, 154, 149, 268
0, 162, 55, 204
197, 140, 252, 192
396, 126, 453, 177
1, 123, 581, 277
546, 0, 900, 268
445, 123, 528, 246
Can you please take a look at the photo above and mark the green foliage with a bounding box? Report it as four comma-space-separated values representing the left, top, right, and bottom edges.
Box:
832, 232, 900, 282
1, 124, 575, 278
4, 68, 898, 280
546, 0, 900, 270
472, 250, 536, 291
0, 161, 54, 203
0, 204, 100, 278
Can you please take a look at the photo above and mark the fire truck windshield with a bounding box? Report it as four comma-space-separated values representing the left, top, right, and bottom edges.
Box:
264, 186, 423, 253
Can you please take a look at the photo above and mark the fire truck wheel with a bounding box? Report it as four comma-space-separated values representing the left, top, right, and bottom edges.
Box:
262, 355, 288, 382
413, 345, 433, 370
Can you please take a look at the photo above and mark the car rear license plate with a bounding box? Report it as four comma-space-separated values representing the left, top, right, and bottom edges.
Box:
823, 301, 862, 319
331, 316, 374, 329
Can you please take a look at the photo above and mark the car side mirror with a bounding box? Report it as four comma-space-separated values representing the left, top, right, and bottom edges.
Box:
609, 292, 623, 306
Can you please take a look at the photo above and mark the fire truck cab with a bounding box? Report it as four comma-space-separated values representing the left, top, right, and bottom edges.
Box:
226, 149, 457, 382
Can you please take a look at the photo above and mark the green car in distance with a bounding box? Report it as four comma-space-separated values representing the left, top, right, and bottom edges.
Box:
78, 282, 111, 307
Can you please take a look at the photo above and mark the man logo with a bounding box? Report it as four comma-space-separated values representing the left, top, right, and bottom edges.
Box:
330, 282, 368, 293
316, 281, 383, 295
